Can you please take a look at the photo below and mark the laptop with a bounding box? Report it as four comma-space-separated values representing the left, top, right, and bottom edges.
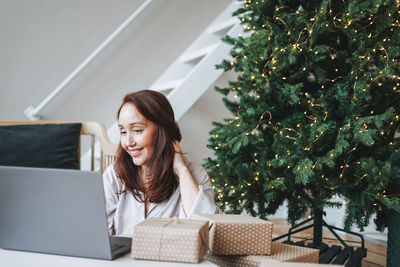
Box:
0, 165, 131, 260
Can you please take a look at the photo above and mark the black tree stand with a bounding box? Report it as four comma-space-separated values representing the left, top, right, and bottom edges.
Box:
273, 209, 367, 266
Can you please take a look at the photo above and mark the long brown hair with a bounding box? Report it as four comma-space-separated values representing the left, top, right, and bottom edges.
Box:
114, 90, 181, 203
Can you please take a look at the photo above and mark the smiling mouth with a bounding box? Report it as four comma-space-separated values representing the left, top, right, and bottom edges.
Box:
129, 149, 143, 157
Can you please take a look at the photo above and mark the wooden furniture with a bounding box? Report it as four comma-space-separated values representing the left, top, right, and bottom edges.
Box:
0, 121, 118, 172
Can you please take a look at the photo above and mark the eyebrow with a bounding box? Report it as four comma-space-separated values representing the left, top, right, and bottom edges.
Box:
118, 122, 146, 128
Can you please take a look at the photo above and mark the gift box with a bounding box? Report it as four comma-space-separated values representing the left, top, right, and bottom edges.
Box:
192, 213, 273, 255
131, 217, 208, 263
204, 242, 320, 267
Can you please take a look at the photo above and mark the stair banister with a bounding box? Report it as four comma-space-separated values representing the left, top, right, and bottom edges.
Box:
24, 0, 152, 121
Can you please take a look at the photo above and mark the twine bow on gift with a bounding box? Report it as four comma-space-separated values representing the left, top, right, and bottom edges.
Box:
155, 217, 208, 261
157, 217, 181, 261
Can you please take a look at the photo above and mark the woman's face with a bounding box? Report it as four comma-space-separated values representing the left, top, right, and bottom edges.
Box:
118, 103, 156, 168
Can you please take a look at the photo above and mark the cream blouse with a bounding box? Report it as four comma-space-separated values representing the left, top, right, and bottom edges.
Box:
102, 161, 218, 237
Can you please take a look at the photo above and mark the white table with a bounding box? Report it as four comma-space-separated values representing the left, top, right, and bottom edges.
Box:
0, 249, 217, 267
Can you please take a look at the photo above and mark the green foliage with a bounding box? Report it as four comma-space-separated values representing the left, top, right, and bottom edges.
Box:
204, 0, 400, 231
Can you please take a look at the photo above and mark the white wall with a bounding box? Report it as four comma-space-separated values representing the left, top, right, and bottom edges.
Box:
179, 70, 236, 164
0, 0, 231, 124
0, 0, 232, 162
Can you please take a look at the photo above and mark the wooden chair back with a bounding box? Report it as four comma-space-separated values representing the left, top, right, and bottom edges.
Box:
0, 121, 118, 172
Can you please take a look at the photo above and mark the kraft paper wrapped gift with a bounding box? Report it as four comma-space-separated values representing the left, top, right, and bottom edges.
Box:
192, 213, 273, 255
203, 242, 319, 267
131, 217, 208, 263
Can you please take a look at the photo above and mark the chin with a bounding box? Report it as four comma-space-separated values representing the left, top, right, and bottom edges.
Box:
132, 159, 144, 166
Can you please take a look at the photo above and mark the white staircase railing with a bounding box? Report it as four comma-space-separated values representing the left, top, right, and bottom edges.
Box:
24, 0, 152, 121
106, 0, 244, 144
81, 0, 245, 170
150, 1, 243, 121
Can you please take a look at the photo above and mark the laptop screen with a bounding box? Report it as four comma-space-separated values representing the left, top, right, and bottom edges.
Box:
0, 165, 128, 259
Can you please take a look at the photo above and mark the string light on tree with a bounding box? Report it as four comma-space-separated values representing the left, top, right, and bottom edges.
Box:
205, 0, 400, 234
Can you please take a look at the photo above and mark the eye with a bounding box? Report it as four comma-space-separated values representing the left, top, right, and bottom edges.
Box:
120, 130, 127, 135
133, 129, 143, 134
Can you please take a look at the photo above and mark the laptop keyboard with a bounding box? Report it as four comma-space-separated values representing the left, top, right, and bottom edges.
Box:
111, 244, 124, 251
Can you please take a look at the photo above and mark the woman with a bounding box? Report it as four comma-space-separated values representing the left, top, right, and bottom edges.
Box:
103, 90, 218, 236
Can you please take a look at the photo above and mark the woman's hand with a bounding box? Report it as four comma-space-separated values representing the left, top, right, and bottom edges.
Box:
172, 140, 187, 178
172, 140, 199, 216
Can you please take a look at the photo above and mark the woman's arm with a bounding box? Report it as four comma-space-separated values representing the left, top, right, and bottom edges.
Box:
173, 140, 200, 216
102, 164, 119, 235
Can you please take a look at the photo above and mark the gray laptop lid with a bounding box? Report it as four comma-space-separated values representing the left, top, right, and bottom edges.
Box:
0, 165, 130, 259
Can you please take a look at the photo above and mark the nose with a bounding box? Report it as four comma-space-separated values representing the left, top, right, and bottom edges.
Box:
124, 132, 136, 148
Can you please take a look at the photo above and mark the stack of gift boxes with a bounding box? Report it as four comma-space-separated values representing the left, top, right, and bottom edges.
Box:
131, 214, 321, 266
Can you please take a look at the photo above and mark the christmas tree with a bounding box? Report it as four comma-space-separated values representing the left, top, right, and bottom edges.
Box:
205, 0, 400, 233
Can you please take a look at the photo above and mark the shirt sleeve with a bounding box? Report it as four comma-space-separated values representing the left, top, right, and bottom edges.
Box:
102, 164, 119, 235
178, 162, 219, 218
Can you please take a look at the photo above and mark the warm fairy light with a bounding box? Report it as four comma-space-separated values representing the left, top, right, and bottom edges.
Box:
209, 0, 400, 223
